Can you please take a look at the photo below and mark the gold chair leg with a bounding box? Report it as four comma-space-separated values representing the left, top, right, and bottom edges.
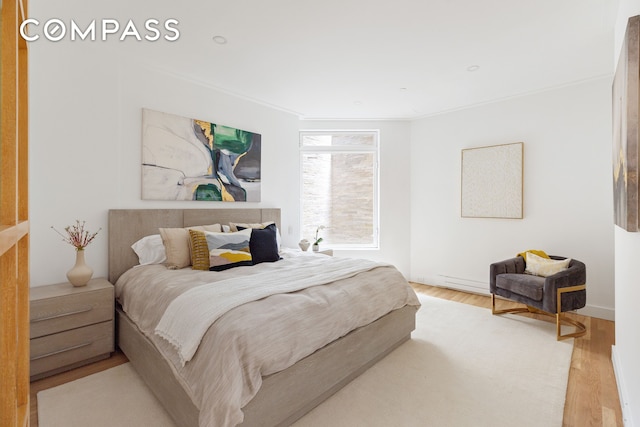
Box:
556, 285, 587, 341
491, 290, 587, 341
491, 293, 534, 316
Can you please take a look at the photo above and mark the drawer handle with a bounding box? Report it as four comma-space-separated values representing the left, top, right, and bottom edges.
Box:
31, 306, 93, 323
31, 341, 93, 361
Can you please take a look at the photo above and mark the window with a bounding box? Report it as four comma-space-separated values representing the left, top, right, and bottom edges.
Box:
300, 130, 379, 249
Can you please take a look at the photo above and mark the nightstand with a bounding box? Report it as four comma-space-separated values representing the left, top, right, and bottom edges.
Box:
29, 278, 114, 381
314, 249, 333, 256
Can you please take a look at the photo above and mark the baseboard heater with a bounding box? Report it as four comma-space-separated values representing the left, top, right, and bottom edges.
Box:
438, 275, 489, 294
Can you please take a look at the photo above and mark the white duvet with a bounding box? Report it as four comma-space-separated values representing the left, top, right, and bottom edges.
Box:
115, 252, 420, 427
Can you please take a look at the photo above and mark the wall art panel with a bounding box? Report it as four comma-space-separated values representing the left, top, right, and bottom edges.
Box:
461, 142, 523, 219
141, 109, 261, 202
613, 15, 640, 232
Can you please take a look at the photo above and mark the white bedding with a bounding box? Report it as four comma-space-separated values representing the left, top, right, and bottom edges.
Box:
115, 252, 420, 427
155, 256, 390, 366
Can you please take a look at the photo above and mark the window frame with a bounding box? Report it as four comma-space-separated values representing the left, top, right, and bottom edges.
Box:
299, 129, 380, 250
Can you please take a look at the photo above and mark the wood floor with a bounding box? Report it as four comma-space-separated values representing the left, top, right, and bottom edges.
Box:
410, 283, 623, 427
29, 283, 622, 427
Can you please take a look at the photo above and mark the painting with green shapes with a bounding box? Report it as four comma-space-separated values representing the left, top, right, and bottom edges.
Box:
141, 108, 261, 201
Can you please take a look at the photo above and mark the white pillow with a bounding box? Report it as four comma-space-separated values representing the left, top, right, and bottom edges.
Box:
524, 252, 571, 277
131, 234, 167, 265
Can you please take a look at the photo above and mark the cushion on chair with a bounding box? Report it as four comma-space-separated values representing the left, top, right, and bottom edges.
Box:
495, 273, 545, 301
524, 252, 571, 277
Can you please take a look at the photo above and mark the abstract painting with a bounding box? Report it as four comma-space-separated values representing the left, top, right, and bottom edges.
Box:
141, 109, 261, 202
613, 15, 639, 232
461, 142, 523, 219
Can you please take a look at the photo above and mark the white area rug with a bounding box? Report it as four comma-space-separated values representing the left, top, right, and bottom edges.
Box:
38, 295, 573, 427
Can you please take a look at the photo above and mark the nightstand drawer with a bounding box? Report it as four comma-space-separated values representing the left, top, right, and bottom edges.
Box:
30, 320, 114, 378
30, 284, 113, 339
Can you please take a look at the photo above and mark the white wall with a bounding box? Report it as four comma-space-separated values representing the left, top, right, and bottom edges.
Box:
30, 41, 120, 286
28, 6, 413, 285
613, 228, 640, 427
29, 36, 300, 287
409, 78, 615, 320
299, 120, 412, 275
613, 1, 640, 425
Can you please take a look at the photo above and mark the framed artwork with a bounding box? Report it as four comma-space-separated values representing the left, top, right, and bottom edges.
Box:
461, 142, 523, 219
141, 109, 261, 202
613, 15, 640, 232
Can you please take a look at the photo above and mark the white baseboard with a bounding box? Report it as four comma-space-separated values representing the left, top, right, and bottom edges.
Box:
577, 304, 614, 321
418, 275, 615, 321
612, 345, 635, 427
436, 275, 488, 295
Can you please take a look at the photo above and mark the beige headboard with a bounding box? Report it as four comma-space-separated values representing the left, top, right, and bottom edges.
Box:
108, 208, 281, 283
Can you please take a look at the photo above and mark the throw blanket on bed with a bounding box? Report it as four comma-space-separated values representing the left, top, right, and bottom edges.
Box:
155, 256, 387, 365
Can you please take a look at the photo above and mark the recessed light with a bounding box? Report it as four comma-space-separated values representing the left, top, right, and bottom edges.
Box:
400, 87, 408, 91
467, 65, 480, 72
354, 101, 363, 106
212, 35, 228, 44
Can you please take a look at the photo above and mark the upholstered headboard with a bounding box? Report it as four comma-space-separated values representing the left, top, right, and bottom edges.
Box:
108, 208, 281, 283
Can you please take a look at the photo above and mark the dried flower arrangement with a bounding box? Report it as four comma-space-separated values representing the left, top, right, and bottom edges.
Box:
52, 220, 101, 250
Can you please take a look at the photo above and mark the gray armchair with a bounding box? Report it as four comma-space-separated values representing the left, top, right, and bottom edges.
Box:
489, 255, 586, 340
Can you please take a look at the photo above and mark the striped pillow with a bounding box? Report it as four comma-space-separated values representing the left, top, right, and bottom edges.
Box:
189, 228, 252, 271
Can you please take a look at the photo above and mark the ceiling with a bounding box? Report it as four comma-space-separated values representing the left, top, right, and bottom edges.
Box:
57, 0, 619, 119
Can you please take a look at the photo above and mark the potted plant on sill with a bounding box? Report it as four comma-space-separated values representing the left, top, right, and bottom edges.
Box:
312, 225, 325, 252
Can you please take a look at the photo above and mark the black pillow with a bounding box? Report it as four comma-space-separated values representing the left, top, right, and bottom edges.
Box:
249, 223, 280, 264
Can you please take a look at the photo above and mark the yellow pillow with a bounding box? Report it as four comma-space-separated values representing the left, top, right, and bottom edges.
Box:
188, 230, 211, 271
517, 250, 550, 260
524, 252, 571, 277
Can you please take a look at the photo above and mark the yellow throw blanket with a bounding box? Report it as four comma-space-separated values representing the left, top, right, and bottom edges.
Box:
517, 250, 550, 260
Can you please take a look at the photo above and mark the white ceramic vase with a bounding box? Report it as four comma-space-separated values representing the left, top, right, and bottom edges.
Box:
67, 249, 93, 287
312, 244, 320, 252
298, 239, 310, 251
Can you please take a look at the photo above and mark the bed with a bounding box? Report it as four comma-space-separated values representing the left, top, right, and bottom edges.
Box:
109, 208, 420, 427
